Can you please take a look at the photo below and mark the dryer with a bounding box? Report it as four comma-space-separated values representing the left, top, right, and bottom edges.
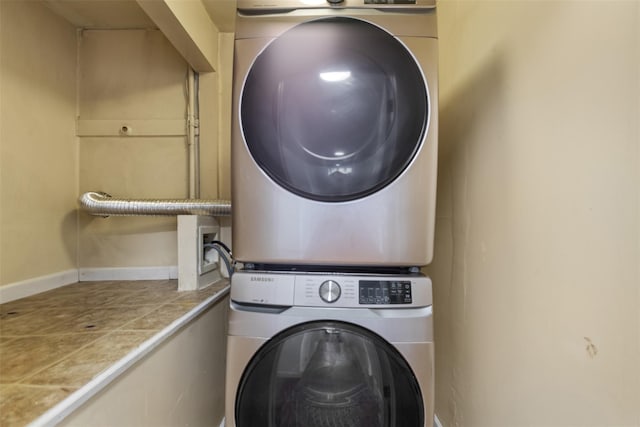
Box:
232, 0, 439, 267
225, 270, 434, 427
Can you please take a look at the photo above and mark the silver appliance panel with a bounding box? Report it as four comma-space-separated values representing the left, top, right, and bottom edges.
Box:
237, 0, 436, 11
225, 278, 435, 427
230, 271, 432, 308
232, 14, 438, 266
235, 8, 438, 47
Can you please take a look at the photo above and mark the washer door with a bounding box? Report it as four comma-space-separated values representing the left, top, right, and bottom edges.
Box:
235, 321, 424, 427
240, 17, 429, 202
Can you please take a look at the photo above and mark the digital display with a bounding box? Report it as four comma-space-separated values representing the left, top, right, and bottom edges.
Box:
364, 0, 417, 4
359, 280, 412, 305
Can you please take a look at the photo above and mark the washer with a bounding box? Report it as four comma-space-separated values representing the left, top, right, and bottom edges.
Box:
225, 270, 434, 427
232, 0, 439, 267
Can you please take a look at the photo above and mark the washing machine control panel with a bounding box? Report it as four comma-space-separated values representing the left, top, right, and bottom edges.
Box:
319, 280, 341, 303
292, 274, 431, 308
231, 272, 432, 308
358, 280, 412, 305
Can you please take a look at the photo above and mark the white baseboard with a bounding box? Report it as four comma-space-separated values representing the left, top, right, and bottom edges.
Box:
0, 269, 79, 303
0, 266, 180, 303
78, 266, 178, 281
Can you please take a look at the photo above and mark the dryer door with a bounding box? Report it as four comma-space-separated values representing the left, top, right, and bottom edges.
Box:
240, 17, 429, 202
235, 321, 424, 427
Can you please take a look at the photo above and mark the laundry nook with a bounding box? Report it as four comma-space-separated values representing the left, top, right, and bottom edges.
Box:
1, 1, 639, 427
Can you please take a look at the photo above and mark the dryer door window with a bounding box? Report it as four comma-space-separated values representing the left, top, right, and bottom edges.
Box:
240, 17, 429, 202
235, 321, 424, 427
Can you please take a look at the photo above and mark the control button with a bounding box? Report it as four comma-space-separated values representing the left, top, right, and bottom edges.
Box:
327, 0, 344, 3
319, 280, 341, 303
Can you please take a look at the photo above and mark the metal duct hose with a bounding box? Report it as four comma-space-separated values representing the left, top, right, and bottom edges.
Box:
79, 191, 231, 217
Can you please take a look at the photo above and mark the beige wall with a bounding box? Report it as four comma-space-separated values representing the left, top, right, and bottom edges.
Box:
428, 1, 640, 426
0, 0, 78, 286
77, 28, 231, 270
1, 0, 234, 285
77, 29, 190, 269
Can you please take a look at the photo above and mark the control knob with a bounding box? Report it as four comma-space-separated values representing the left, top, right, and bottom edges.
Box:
319, 280, 341, 303
327, 0, 344, 4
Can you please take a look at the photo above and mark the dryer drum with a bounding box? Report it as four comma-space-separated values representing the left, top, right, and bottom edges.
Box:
234, 321, 424, 427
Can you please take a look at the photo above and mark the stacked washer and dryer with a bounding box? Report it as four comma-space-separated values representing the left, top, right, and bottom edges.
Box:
226, 1, 438, 426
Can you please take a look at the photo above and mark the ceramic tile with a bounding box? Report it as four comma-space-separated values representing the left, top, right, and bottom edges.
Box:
128, 280, 178, 291
2, 288, 116, 311
65, 280, 177, 293
0, 307, 92, 337
39, 305, 158, 335
0, 279, 220, 426
0, 335, 16, 347
108, 288, 181, 306
174, 282, 228, 305
51, 290, 141, 307
0, 333, 102, 383
122, 302, 198, 331
0, 307, 35, 322
0, 384, 76, 426
0, 295, 66, 312
24, 330, 156, 388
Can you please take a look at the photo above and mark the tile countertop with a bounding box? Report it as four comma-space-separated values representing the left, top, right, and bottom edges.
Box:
0, 279, 230, 427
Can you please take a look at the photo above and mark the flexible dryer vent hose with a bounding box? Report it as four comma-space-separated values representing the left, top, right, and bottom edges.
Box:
79, 191, 231, 217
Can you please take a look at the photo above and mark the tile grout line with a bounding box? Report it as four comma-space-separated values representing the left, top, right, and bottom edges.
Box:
14, 332, 109, 387
114, 301, 180, 332
0, 383, 79, 390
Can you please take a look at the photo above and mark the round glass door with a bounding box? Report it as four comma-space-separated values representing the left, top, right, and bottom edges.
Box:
235, 321, 424, 427
240, 17, 429, 202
